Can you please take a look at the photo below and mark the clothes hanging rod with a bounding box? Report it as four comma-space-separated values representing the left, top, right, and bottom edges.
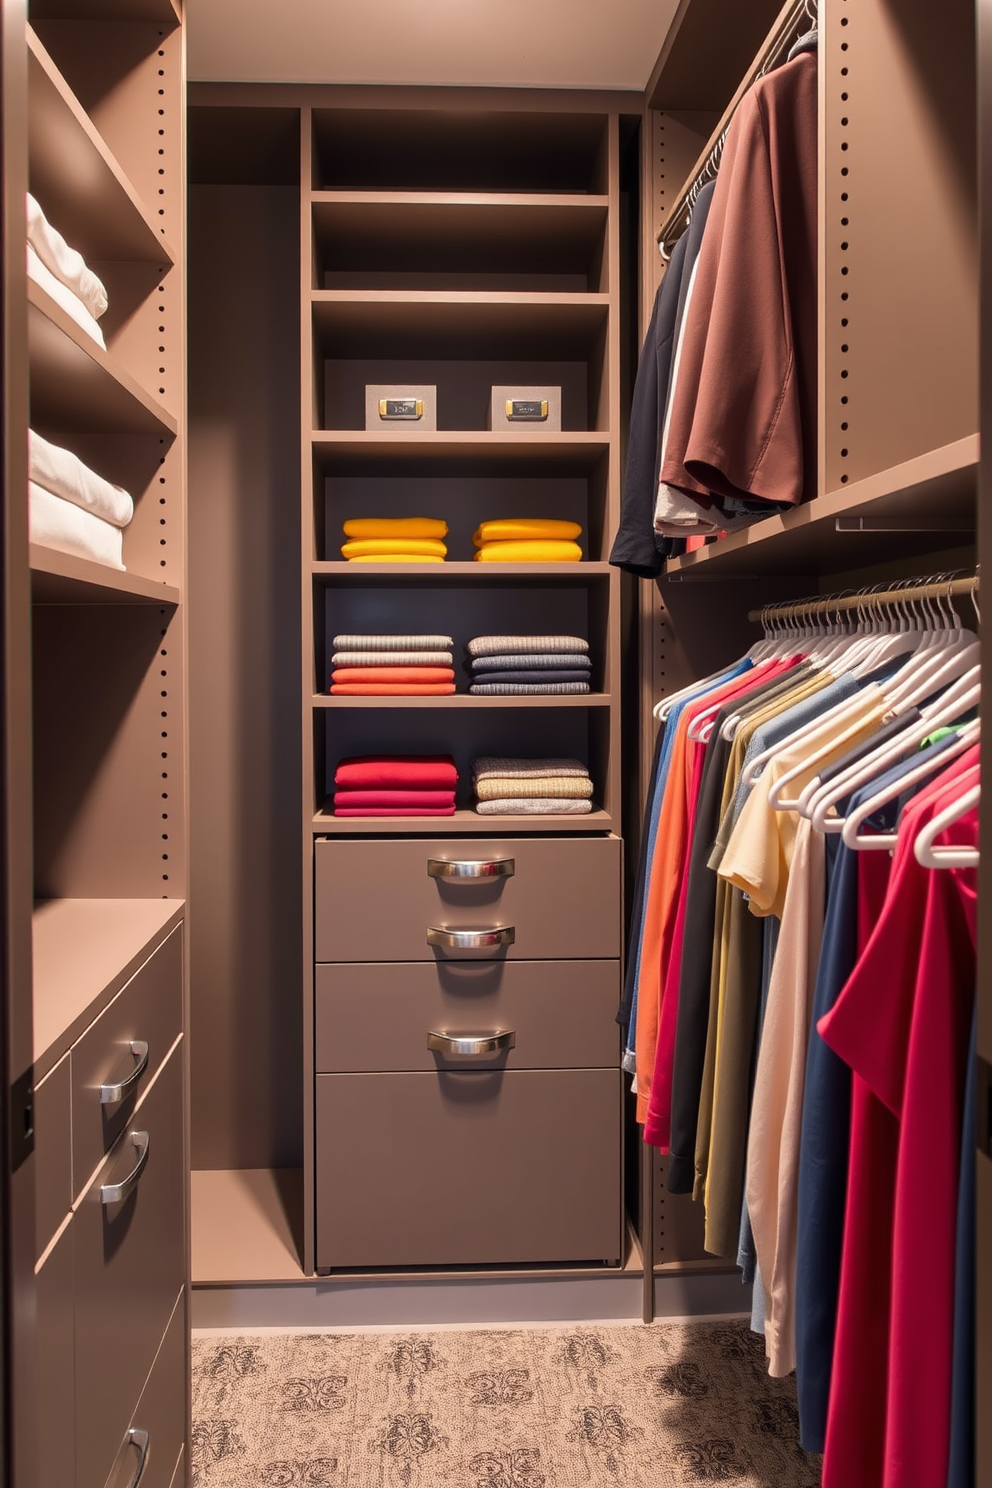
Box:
747, 574, 979, 624
657, 0, 817, 260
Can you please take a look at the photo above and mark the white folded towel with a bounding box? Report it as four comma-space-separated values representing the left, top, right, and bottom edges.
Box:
26, 194, 108, 320
29, 483, 125, 571
29, 430, 133, 528
27, 244, 106, 349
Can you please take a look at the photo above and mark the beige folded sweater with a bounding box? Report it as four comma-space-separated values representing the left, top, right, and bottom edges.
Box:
475, 776, 593, 801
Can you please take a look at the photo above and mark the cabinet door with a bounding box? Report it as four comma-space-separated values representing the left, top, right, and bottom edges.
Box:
316, 1068, 621, 1269
74, 1047, 185, 1488
315, 835, 621, 962
36, 1222, 74, 1488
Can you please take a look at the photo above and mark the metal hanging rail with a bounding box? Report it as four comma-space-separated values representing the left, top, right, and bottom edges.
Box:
657, 0, 817, 260
747, 572, 980, 625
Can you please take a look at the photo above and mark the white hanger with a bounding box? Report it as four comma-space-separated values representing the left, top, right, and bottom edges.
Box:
840, 724, 980, 852
914, 782, 980, 868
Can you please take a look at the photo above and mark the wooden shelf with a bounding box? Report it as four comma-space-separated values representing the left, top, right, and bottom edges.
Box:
664, 436, 979, 578
31, 0, 181, 20
312, 430, 611, 475
312, 193, 609, 282
313, 805, 613, 834
28, 278, 178, 437
33, 898, 184, 1075
30, 545, 181, 605
314, 693, 610, 709
27, 26, 176, 265
192, 1168, 304, 1285
312, 290, 610, 357
313, 561, 612, 582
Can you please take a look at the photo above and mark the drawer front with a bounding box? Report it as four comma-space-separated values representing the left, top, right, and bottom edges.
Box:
104, 1291, 186, 1488
314, 836, 621, 962
316, 1069, 621, 1269
75, 1046, 185, 1488
34, 1051, 71, 1260
169, 1448, 185, 1488
37, 1221, 74, 1488
71, 925, 182, 1199
316, 960, 620, 1072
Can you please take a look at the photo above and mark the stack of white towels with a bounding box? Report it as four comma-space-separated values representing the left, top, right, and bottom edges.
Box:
26, 193, 108, 348
29, 430, 133, 571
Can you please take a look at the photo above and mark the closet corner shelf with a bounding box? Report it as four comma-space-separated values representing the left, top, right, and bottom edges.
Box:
28, 278, 179, 437
192, 1168, 305, 1285
30, 545, 181, 606
311, 430, 612, 473
312, 805, 614, 835
312, 561, 613, 583
27, 26, 178, 266
33, 897, 185, 1077
664, 435, 979, 578
311, 290, 610, 355
313, 693, 611, 710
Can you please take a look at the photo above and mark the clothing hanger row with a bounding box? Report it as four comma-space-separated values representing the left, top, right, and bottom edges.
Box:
657, 0, 819, 261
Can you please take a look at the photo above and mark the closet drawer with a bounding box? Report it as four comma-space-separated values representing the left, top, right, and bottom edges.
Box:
103, 1291, 186, 1488
314, 835, 621, 962
71, 925, 182, 1200
74, 1047, 185, 1488
315, 959, 620, 1072
315, 1068, 621, 1268
34, 1051, 71, 1260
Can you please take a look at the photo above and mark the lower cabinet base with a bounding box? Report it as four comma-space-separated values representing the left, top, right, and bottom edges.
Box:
316, 1069, 621, 1270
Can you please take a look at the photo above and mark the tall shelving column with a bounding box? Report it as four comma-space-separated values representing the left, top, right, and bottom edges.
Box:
302, 95, 628, 1276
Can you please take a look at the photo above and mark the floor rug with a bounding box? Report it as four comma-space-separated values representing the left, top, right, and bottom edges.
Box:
192, 1319, 822, 1487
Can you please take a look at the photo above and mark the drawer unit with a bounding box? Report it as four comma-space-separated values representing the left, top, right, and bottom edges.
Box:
74, 1047, 185, 1488
316, 1068, 622, 1269
34, 1051, 71, 1260
71, 926, 183, 1199
104, 1291, 186, 1488
314, 835, 621, 962
315, 959, 620, 1072
36, 1222, 74, 1488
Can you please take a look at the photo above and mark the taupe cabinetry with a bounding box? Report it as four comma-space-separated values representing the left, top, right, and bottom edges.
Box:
34, 926, 186, 1488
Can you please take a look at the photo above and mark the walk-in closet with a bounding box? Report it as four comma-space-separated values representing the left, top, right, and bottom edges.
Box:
0, 0, 988, 1483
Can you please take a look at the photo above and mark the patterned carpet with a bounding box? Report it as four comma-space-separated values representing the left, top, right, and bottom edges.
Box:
191, 1319, 822, 1487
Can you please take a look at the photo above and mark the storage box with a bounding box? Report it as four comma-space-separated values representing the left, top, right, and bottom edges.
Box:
365, 385, 437, 432
488, 385, 562, 432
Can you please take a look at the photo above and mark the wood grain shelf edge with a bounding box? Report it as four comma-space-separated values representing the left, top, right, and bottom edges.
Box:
312, 693, 611, 709
312, 806, 614, 834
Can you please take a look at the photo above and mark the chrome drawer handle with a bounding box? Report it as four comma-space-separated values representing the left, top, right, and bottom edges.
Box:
427, 857, 515, 880
427, 925, 515, 950
100, 1132, 150, 1205
427, 1030, 516, 1056
101, 1040, 149, 1105
122, 1429, 150, 1488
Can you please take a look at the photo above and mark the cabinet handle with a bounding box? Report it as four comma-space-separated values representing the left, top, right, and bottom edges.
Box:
101, 1040, 149, 1105
121, 1429, 150, 1488
427, 857, 515, 880
427, 925, 515, 950
427, 1030, 516, 1056
100, 1132, 150, 1205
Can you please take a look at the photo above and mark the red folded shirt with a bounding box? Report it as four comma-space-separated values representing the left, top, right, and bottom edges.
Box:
329, 683, 456, 695
330, 667, 455, 684
332, 790, 456, 809
334, 755, 458, 789
333, 807, 458, 817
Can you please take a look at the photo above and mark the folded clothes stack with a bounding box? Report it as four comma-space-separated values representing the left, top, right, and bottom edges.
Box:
472, 519, 583, 563
466, 635, 591, 695
340, 517, 448, 563
472, 757, 594, 815
28, 430, 133, 571
27, 194, 108, 348
328, 634, 455, 694
332, 754, 459, 816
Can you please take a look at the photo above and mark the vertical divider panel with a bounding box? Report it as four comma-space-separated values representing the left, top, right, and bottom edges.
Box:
299, 106, 316, 1277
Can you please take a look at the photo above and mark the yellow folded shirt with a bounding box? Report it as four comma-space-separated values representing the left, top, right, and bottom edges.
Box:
346, 553, 446, 563
343, 517, 449, 539
341, 537, 448, 559
474, 540, 583, 563
473, 519, 582, 546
